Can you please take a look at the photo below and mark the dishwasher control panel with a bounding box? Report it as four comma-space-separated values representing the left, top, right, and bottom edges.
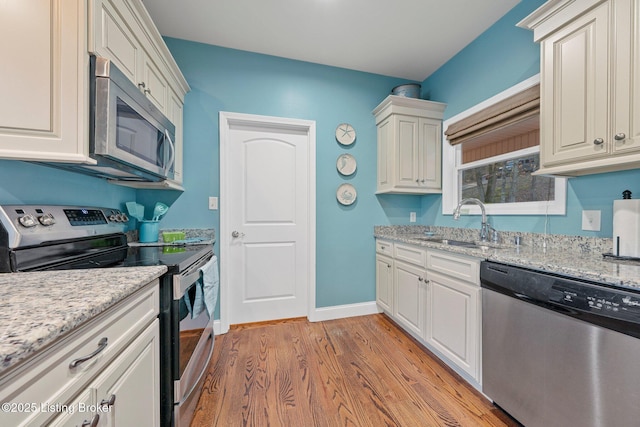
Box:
551, 281, 640, 323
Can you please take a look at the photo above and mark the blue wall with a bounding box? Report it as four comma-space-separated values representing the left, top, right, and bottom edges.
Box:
0, 160, 136, 208
161, 39, 422, 307
421, 0, 640, 237
2, 0, 634, 310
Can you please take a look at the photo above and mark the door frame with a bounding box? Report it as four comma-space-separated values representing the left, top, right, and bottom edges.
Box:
219, 111, 316, 333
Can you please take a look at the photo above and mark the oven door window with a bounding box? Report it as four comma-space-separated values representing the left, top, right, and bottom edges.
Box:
178, 281, 212, 378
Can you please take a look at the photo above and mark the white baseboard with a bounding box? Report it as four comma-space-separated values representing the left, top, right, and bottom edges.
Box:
308, 301, 381, 322
213, 319, 224, 335
213, 301, 381, 334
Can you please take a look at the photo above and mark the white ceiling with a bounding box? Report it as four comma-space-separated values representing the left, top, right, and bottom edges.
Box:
142, 0, 520, 81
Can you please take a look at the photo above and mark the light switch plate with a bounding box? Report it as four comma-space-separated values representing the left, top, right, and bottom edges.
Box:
208, 197, 218, 210
410, 212, 416, 223
582, 210, 601, 231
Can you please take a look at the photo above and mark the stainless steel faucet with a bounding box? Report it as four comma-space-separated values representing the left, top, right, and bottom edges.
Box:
453, 198, 497, 242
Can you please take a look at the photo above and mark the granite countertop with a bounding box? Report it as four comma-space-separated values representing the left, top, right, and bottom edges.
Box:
0, 266, 167, 375
375, 226, 640, 291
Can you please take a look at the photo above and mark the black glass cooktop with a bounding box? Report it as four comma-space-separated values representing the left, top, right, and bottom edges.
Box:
123, 244, 213, 272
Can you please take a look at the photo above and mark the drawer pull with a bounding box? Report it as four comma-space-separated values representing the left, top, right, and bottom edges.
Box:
593, 138, 604, 145
81, 414, 100, 427
69, 337, 108, 369
100, 394, 116, 407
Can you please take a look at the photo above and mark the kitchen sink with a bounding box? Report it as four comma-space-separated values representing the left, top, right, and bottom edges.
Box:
411, 236, 507, 250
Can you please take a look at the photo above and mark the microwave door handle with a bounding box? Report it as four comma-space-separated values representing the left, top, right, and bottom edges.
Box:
164, 129, 175, 176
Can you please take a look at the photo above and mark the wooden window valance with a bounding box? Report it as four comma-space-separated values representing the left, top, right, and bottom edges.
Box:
445, 83, 540, 146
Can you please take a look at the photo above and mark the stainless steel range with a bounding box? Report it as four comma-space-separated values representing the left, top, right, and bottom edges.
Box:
0, 205, 215, 427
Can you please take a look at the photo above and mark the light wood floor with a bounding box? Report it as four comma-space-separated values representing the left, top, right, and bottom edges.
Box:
190, 314, 519, 427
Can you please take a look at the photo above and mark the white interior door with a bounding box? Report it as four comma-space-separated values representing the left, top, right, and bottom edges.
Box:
220, 112, 316, 328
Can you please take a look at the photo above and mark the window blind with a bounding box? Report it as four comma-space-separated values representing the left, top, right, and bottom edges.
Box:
445, 84, 540, 147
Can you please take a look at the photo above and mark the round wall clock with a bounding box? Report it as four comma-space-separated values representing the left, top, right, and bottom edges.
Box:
335, 123, 356, 145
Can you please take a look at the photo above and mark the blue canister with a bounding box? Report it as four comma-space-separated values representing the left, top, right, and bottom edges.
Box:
139, 220, 160, 243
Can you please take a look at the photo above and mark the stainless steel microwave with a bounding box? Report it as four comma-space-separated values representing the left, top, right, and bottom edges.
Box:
44, 56, 176, 182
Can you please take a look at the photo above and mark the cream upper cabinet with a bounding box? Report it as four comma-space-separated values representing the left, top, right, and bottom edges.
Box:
168, 90, 185, 184
0, 0, 189, 189
373, 96, 446, 194
0, 0, 91, 163
89, 0, 178, 115
520, 0, 640, 176
89, 0, 189, 188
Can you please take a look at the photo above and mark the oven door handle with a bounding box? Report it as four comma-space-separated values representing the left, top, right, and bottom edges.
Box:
173, 254, 213, 299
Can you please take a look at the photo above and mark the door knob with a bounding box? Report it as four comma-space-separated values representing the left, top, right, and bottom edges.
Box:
232, 231, 245, 238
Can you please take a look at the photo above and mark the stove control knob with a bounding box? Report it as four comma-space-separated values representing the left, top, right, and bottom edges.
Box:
18, 214, 38, 228
109, 214, 117, 222
120, 213, 129, 222
38, 213, 56, 226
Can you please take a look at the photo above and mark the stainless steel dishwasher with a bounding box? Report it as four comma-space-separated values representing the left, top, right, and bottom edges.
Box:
480, 261, 640, 427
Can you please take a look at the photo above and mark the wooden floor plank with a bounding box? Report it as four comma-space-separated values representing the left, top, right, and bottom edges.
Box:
190, 314, 520, 427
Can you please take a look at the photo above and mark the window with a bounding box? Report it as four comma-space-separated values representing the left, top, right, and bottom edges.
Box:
442, 75, 566, 216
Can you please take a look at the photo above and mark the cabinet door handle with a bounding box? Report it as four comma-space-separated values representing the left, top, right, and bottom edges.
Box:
418, 277, 424, 282
593, 138, 605, 145
100, 394, 116, 407
614, 133, 626, 141
138, 82, 146, 89
69, 337, 108, 369
81, 414, 100, 427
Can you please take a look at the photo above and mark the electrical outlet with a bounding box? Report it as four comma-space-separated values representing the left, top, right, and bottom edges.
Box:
582, 210, 601, 231
410, 212, 416, 223
208, 197, 218, 210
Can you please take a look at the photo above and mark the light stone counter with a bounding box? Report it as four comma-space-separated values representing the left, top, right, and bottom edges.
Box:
375, 226, 640, 291
0, 266, 167, 375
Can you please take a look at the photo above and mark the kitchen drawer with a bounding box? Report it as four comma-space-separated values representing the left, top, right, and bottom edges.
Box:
394, 243, 427, 267
0, 280, 159, 427
376, 239, 393, 256
427, 250, 480, 285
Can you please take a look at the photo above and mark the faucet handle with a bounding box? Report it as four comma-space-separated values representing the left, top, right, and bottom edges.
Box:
489, 226, 500, 243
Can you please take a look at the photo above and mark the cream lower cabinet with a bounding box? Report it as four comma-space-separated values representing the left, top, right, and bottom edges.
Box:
374, 240, 482, 385
49, 320, 159, 427
425, 250, 481, 382
520, 0, 640, 176
0, 280, 159, 427
90, 319, 159, 427
375, 240, 394, 314
394, 260, 427, 337
375, 254, 394, 315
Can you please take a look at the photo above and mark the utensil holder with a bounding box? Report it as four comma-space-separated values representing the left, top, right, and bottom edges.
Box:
139, 220, 160, 243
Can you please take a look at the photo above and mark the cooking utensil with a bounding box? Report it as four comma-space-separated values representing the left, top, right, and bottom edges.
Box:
152, 202, 169, 221
125, 201, 144, 221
